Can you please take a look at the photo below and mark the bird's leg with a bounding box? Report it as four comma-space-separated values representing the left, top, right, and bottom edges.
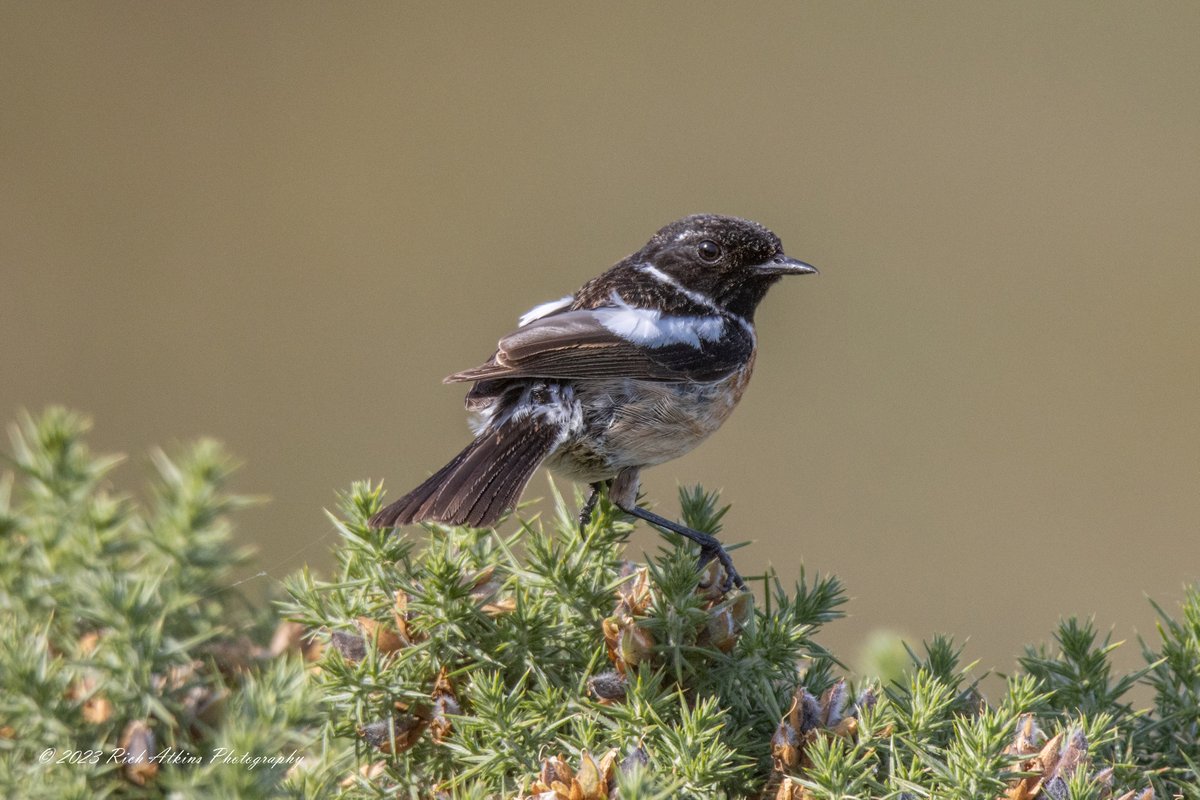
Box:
578, 481, 605, 531
608, 468, 746, 592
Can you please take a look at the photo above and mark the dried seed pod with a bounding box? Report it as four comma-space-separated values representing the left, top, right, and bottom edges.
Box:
202, 637, 257, 679
795, 687, 822, 734
774, 776, 815, 800
1035, 732, 1064, 777
617, 620, 654, 668
1005, 729, 1065, 800
772, 681, 871, 777
266, 623, 324, 662
358, 712, 426, 754
430, 667, 460, 743
356, 616, 405, 655
482, 596, 517, 616
771, 704, 802, 771
338, 762, 384, 791
853, 687, 877, 717
1004, 721, 1049, 800
69, 671, 113, 725
330, 629, 368, 663
1112, 789, 1154, 800
1006, 713, 1043, 756
181, 684, 228, 735
695, 559, 727, 603
614, 566, 653, 616
602, 614, 654, 673
1040, 729, 1087, 800
697, 590, 752, 653
465, 565, 506, 610
588, 671, 627, 704
119, 720, 158, 787
574, 751, 605, 800
1050, 728, 1088, 780
820, 678, 849, 728
527, 749, 618, 800
268, 620, 307, 658
77, 630, 103, 656
393, 591, 415, 641
619, 744, 649, 775
729, 591, 753, 625
831, 716, 858, 740
536, 754, 575, 790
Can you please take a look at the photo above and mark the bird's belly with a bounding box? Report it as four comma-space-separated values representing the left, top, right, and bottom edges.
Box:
545, 366, 753, 482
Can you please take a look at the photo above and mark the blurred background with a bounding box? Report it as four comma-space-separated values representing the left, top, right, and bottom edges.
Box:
3, 2, 1198, 684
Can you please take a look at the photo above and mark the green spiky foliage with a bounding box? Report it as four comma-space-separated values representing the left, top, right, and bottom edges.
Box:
2, 408, 1198, 799
0, 408, 328, 798
280, 478, 845, 798
283, 480, 1199, 799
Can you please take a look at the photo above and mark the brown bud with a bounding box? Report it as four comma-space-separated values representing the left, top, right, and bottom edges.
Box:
358, 714, 426, 754
119, 720, 158, 787
268, 620, 307, 658
832, 716, 858, 740
430, 667, 460, 743
356, 616, 405, 655
338, 760, 387, 788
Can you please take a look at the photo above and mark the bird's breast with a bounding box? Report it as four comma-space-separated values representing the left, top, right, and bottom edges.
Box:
546, 355, 756, 480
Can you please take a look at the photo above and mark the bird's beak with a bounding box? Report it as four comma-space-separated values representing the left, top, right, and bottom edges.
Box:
757, 254, 819, 276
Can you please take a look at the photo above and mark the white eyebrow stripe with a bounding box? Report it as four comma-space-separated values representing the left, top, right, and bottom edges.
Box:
594, 290, 725, 348
518, 295, 574, 327
635, 263, 756, 345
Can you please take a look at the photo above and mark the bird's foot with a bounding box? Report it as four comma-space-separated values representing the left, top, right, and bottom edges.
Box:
698, 541, 746, 593
617, 501, 747, 594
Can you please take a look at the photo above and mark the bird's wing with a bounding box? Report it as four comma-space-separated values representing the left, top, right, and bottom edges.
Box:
445, 305, 753, 384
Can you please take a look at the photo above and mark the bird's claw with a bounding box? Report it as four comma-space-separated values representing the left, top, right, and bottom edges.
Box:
699, 544, 746, 593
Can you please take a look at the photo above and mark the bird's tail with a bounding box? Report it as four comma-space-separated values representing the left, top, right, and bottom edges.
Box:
369, 415, 562, 530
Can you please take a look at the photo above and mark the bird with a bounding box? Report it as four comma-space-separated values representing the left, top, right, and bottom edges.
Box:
369, 214, 817, 589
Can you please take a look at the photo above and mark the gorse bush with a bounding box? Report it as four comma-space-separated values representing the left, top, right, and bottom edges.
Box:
2, 409, 1198, 798
283, 483, 1199, 800
0, 408, 328, 798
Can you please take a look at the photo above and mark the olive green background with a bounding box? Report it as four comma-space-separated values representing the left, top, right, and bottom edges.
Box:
3, 2, 1198, 680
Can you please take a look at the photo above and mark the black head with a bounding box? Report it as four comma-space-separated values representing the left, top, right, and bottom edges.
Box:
636, 214, 816, 319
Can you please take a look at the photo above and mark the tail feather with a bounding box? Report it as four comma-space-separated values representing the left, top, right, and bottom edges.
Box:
369, 417, 560, 529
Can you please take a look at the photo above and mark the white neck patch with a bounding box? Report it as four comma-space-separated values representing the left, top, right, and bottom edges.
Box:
594, 291, 724, 349
636, 262, 756, 344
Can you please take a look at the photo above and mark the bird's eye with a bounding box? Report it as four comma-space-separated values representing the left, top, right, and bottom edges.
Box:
697, 240, 722, 262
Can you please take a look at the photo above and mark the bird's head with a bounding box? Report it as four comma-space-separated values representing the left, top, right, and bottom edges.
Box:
636, 214, 817, 319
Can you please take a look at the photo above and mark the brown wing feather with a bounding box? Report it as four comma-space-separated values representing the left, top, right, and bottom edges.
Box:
444, 309, 752, 384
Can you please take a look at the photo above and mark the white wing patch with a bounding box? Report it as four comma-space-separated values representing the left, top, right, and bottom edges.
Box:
518, 295, 574, 327
594, 291, 724, 349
